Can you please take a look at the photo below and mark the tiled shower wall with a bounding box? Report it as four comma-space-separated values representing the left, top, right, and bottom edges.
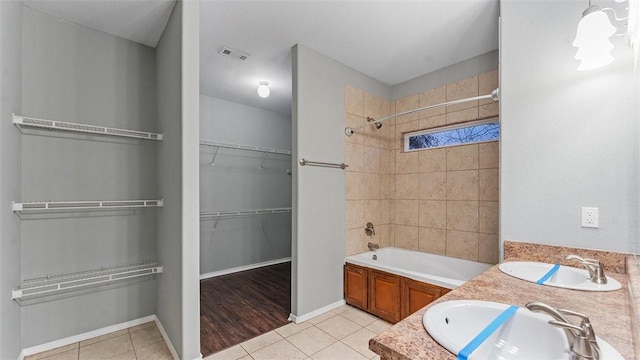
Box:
345, 70, 500, 264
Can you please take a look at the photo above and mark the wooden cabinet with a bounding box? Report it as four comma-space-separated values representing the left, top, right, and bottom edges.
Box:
369, 270, 401, 323
344, 263, 451, 323
344, 263, 368, 310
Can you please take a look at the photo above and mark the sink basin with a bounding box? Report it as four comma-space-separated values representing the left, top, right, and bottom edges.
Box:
498, 261, 621, 291
423, 300, 624, 360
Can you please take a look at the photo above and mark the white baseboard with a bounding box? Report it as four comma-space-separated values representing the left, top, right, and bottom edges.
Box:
200, 257, 291, 280
19, 315, 156, 358
154, 317, 180, 360
288, 299, 346, 324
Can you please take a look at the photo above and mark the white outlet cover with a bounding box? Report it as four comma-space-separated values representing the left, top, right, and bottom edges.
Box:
581, 207, 599, 228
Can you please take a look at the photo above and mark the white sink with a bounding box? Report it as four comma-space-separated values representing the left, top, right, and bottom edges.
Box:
498, 261, 621, 291
423, 300, 624, 360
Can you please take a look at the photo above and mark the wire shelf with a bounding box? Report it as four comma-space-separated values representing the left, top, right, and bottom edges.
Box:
200, 207, 292, 220
199, 139, 291, 155
13, 199, 164, 214
13, 114, 163, 141
12, 261, 163, 301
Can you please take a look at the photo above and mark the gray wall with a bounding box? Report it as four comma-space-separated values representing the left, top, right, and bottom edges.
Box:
19, 7, 158, 347
156, 0, 183, 357
500, 1, 639, 254
292, 44, 389, 317
0, 1, 22, 358
200, 95, 292, 274
392, 50, 499, 100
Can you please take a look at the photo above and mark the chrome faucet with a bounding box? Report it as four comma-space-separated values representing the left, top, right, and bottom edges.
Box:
364, 222, 376, 236
526, 302, 600, 360
367, 242, 379, 251
565, 255, 608, 284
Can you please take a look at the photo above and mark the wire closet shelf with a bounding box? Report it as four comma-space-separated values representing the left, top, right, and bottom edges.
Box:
12, 261, 163, 301
200, 207, 292, 220
12, 199, 164, 214
13, 114, 163, 141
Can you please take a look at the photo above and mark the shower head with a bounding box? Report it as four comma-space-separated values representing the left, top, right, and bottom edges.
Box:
367, 117, 382, 130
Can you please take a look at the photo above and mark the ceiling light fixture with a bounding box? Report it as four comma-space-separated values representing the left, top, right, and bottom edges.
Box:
257, 81, 270, 98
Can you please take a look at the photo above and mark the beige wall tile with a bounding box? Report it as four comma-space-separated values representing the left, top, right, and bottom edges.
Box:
363, 123, 382, 148
446, 170, 479, 200
478, 141, 499, 169
446, 144, 478, 171
345, 113, 365, 145
394, 225, 419, 250
418, 172, 447, 200
479, 201, 499, 235
396, 151, 419, 174
345, 84, 364, 116
479, 169, 499, 201
478, 70, 498, 105
478, 233, 499, 264
381, 174, 395, 200
346, 228, 365, 256
395, 200, 419, 226
396, 173, 419, 199
345, 172, 365, 200
379, 123, 396, 150
346, 200, 365, 230
420, 114, 447, 130
395, 120, 421, 149
377, 224, 392, 248
419, 86, 447, 118
364, 200, 381, 224
395, 94, 420, 123
364, 92, 391, 120
419, 148, 446, 173
419, 200, 447, 229
345, 142, 364, 172
446, 107, 479, 124
364, 173, 381, 199
446, 76, 478, 112
446, 230, 479, 261
479, 103, 499, 118
380, 199, 394, 224
419, 227, 446, 255
363, 146, 381, 173
446, 200, 479, 232
380, 149, 395, 174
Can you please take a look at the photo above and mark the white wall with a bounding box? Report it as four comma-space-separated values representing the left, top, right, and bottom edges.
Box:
200, 96, 291, 274
500, 0, 639, 254
291, 44, 389, 317
0, 1, 22, 358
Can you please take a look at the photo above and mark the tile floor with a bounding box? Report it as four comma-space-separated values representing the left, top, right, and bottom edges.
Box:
204, 305, 390, 360
26, 305, 389, 360
25, 321, 173, 360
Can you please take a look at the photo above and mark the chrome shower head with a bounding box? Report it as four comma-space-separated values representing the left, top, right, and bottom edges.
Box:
367, 117, 382, 130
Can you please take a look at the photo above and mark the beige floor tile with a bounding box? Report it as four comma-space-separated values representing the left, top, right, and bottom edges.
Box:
341, 328, 378, 358
127, 321, 156, 333
31, 349, 79, 360
103, 351, 136, 360
204, 344, 248, 360
370, 355, 381, 360
286, 326, 337, 356
26, 343, 79, 360
332, 305, 351, 314
135, 340, 173, 360
341, 308, 378, 327
250, 339, 307, 360
310, 341, 369, 360
130, 324, 163, 349
275, 321, 313, 338
365, 320, 392, 334
238, 356, 253, 360
79, 329, 129, 347
78, 334, 133, 360
315, 315, 361, 340
240, 330, 284, 353
306, 310, 337, 325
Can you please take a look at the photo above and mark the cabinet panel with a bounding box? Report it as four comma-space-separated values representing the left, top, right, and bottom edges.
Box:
401, 278, 449, 319
344, 264, 368, 310
369, 270, 401, 323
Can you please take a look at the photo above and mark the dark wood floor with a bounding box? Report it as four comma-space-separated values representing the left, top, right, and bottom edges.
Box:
200, 262, 291, 357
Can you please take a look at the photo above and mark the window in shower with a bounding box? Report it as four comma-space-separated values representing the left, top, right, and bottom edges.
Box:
404, 118, 499, 152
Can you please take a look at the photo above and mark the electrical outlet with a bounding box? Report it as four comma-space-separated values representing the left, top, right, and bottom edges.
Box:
581, 207, 599, 228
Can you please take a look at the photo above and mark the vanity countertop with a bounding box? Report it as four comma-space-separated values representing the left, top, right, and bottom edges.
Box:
369, 265, 634, 360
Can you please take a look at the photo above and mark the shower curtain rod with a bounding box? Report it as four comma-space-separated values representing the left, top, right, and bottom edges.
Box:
344, 88, 500, 136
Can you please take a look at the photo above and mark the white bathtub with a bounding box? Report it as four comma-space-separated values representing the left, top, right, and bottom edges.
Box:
345, 247, 492, 289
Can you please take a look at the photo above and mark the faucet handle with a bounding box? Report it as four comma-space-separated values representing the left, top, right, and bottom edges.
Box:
559, 309, 600, 357
566, 254, 599, 265
548, 321, 596, 359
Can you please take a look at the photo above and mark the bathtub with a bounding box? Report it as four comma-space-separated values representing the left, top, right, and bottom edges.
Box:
345, 247, 492, 289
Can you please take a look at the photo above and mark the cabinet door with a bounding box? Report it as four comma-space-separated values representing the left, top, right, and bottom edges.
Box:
401, 278, 447, 319
369, 270, 401, 323
344, 264, 368, 310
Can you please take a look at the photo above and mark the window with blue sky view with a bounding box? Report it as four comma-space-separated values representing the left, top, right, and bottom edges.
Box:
405, 119, 499, 151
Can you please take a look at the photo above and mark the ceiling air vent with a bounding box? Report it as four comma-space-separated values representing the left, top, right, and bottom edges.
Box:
218, 46, 250, 61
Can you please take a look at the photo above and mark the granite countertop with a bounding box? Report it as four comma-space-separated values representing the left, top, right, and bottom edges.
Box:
369, 265, 634, 360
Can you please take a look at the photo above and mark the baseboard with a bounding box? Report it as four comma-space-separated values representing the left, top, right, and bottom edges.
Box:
19, 315, 156, 358
288, 299, 346, 324
154, 317, 180, 360
200, 257, 292, 280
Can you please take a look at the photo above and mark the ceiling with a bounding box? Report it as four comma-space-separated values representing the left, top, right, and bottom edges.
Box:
21, 0, 500, 116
